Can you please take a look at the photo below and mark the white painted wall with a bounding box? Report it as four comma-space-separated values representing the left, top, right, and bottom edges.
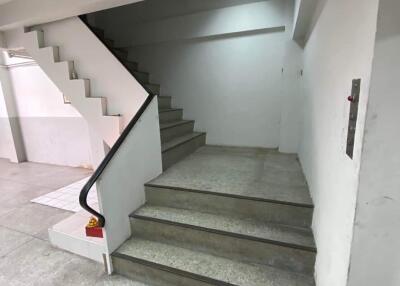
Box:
96, 97, 162, 259
95, 0, 301, 149
347, 1, 400, 285
36, 17, 148, 131
298, 0, 379, 285
0, 49, 93, 167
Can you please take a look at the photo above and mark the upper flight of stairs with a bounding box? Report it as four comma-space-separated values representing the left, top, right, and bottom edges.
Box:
22, 29, 121, 147
90, 26, 206, 170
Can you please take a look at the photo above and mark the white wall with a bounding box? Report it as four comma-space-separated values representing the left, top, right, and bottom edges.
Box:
298, 0, 379, 285
347, 1, 400, 285
36, 17, 148, 131
0, 47, 93, 167
97, 97, 162, 263
95, 0, 301, 149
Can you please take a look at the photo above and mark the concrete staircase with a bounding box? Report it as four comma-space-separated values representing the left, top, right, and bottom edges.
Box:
23, 29, 122, 147
92, 27, 206, 170
113, 146, 316, 285
91, 27, 315, 285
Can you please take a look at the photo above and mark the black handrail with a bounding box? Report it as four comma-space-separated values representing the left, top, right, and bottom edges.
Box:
78, 14, 157, 227
79, 94, 155, 227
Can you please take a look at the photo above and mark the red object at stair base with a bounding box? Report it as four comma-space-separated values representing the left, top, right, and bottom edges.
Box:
85, 226, 103, 238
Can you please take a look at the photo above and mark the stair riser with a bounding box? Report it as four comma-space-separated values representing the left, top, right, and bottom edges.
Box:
158, 97, 171, 109
145, 187, 313, 228
159, 110, 183, 123
146, 84, 161, 95
103, 38, 114, 47
114, 49, 128, 61
123, 61, 139, 72
162, 134, 206, 170
131, 218, 315, 276
92, 28, 104, 38
132, 71, 149, 84
161, 122, 195, 143
113, 255, 213, 286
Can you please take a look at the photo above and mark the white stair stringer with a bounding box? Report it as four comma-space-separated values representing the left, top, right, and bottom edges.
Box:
23, 29, 121, 147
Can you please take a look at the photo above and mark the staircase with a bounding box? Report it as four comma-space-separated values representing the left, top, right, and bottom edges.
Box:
23, 29, 122, 147
90, 27, 206, 170
91, 26, 316, 285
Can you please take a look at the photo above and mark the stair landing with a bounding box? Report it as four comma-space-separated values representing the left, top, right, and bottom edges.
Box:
148, 145, 313, 207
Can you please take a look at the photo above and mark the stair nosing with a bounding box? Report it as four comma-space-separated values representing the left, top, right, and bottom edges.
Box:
131, 213, 316, 252
144, 183, 314, 209
159, 108, 183, 113
160, 120, 195, 130
113, 252, 235, 286
162, 132, 206, 153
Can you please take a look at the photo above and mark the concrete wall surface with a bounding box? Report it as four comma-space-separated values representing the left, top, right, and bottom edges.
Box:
93, 0, 303, 151
347, 1, 400, 285
0, 50, 93, 167
298, 0, 379, 285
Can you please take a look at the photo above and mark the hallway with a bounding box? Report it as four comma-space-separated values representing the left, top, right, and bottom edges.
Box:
0, 159, 132, 285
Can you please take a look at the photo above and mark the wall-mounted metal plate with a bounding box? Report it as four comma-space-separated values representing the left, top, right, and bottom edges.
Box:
346, 79, 361, 159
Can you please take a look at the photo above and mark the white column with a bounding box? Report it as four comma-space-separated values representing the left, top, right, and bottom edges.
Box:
0, 33, 26, 162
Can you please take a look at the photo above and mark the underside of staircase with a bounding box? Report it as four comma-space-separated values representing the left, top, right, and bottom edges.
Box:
90, 26, 316, 286
90, 26, 206, 170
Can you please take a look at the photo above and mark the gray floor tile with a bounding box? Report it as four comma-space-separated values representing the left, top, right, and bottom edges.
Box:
0, 226, 33, 257
0, 203, 72, 237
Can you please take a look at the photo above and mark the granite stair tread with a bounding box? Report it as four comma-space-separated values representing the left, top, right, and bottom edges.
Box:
160, 120, 194, 130
147, 146, 313, 207
114, 238, 314, 286
161, 132, 205, 153
132, 205, 316, 251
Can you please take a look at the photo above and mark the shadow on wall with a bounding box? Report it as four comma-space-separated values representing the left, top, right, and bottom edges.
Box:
304, 0, 329, 44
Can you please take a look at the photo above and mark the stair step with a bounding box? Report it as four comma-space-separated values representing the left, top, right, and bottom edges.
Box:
145, 183, 313, 228
159, 108, 183, 123
160, 120, 195, 143
130, 205, 316, 275
122, 61, 139, 72
149, 146, 313, 208
113, 238, 314, 286
132, 70, 150, 84
113, 48, 128, 60
158, 96, 171, 109
133, 205, 315, 251
145, 83, 160, 95
145, 146, 313, 228
162, 132, 206, 170
103, 38, 114, 47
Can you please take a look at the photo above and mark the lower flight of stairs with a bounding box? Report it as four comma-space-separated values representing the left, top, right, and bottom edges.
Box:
90, 27, 206, 170
89, 25, 315, 286
111, 148, 316, 286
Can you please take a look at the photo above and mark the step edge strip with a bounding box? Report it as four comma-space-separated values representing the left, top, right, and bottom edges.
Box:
162, 132, 206, 153
131, 214, 317, 253
113, 252, 236, 286
160, 120, 195, 130
144, 183, 314, 209
159, 108, 183, 113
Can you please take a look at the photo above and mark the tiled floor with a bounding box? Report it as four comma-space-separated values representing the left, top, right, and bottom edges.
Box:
31, 176, 98, 212
0, 158, 137, 285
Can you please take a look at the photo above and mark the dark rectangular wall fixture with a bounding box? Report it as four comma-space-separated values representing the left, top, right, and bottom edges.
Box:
346, 79, 361, 159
